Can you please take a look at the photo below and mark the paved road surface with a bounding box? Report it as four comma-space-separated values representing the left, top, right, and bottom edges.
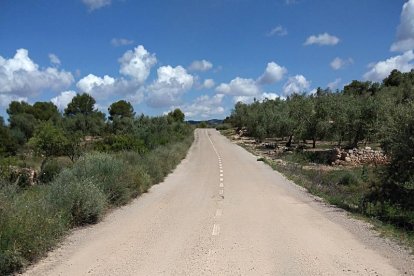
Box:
25, 129, 413, 275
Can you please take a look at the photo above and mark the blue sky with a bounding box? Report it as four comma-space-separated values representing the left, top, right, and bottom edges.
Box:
1, 0, 413, 120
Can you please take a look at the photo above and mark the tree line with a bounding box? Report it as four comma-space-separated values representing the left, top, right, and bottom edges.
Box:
228, 69, 414, 230
0, 93, 190, 169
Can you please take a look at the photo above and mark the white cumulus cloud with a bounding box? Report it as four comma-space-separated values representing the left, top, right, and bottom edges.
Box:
391, 0, 414, 52
76, 73, 144, 102
176, 94, 225, 119
146, 65, 194, 108
330, 57, 353, 70
111, 38, 134, 47
283, 75, 310, 95
363, 50, 414, 82
82, 0, 111, 11
216, 77, 261, 96
51, 90, 77, 110
203, 79, 215, 89
119, 45, 157, 84
77, 74, 115, 93
0, 48, 74, 98
188, 60, 213, 72
257, 62, 287, 84
304, 33, 340, 46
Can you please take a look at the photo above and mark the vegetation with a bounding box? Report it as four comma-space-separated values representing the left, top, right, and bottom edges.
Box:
0, 93, 193, 275
227, 69, 414, 236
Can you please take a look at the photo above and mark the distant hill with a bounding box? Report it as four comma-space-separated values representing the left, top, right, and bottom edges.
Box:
186, 119, 223, 125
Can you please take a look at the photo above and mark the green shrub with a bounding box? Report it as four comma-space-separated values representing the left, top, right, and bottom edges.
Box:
49, 172, 107, 226
94, 135, 147, 153
69, 152, 136, 206
0, 157, 22, 181
39, 158, 71, 184
0, 186, 69, 274
128, 166, 152, 194
215, 123, 232, 130
337, 172, 359, 186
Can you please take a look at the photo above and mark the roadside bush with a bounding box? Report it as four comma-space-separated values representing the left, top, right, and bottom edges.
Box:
39, 158, 71, 184
67, 153, 135, 206
0, 186, 68, 275
126, 166, 152, 194
94, 134, 147, 153
49, 172, 107, 226
215, 123, 232, 131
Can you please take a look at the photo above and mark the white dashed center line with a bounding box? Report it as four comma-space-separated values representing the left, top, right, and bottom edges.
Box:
212, 224, 220, 236
206, 130, 225, 238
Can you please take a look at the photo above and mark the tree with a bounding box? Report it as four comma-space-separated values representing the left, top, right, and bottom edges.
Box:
108, 117, 135, 135
108, 100, 135, 121
343, 80, 379, 96
63, 132, 82, 163
8, 113, 37, 144
6, 101, 61, 144
286, 93, 313, 146
0, 117, 17, 156
383, 69, 403, 87
168, 108, 185, 123
29, 122, 69, 169
63, 93, 105, 136
304, 90, 334, 148
7, 101, 32, 116
365, 102, 414, 228
31, 102, 60, 121
64, 93, 96, 116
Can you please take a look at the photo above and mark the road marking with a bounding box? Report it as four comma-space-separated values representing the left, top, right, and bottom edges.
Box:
220, 169, 223, 173
220, 178, 223, 182
219, 182, 224, 188
215, 209, 222, 217
212, 224, 220, 236
219, 189, 224, 196
220, 173, 223, 177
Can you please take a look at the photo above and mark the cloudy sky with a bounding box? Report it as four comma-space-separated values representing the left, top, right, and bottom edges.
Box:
1, 0, 413, 120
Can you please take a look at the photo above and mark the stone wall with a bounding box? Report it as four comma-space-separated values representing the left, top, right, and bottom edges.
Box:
331, 147, 388, 166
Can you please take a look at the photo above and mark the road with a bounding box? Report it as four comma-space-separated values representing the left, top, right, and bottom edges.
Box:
25, 129, 413, 275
